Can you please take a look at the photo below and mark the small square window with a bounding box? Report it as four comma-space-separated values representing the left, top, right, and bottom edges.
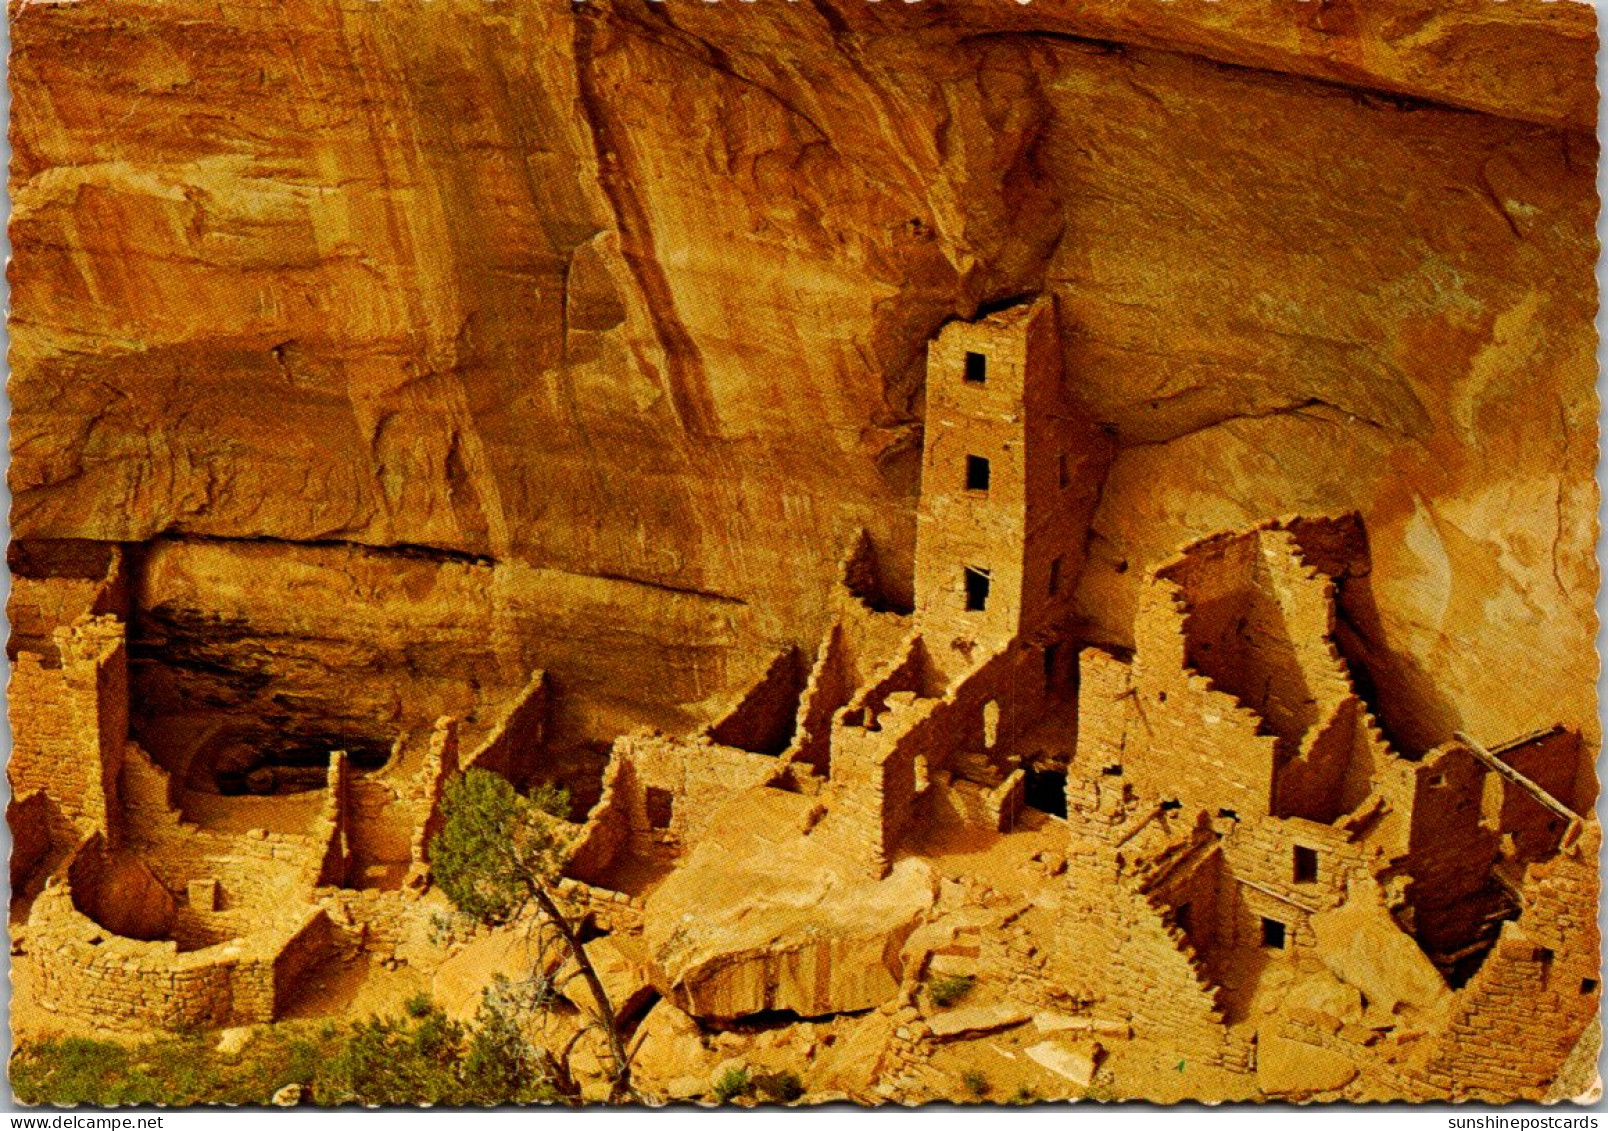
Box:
1534, 947, 1556, 966
964, 351, 988, 384
1294, 845, 1319, 884
1048, 555, 1063, 595
965, 455, 991, 492
1583, 979, 1598, 995
1261, 918, 1286, 950
964, 567, 991, 611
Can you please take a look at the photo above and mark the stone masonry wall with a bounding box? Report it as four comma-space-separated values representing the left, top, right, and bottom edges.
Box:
611, 731, 780, 849
27, 839, 334, 1032
1128, 580, 1279, 817
1059, 775, 1235, 1069
9, 616, 129, 846
460, 669, 548, 783
913, 299, 1111, 672
706, 646, 803, 756
564, 752, 632, 886
1418, 821, 1601, 1100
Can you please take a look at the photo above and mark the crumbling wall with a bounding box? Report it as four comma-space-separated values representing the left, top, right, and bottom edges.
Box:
1127, 580, 1279, 816
1419, 822, 1601, 1100
1076, 647, 1136, 777
824, 642, 1029, 873
1217, 816, 1367, 962
309, 752, 353, 888
785, 623, 856, 777
460, 669, 548, 782
9, 616, 129, 846
405, 719, 459, 883
1377, 744, 1505, 958
29, 875, 332, 1032
1059, 775, 1235, 1068
825, 698, 931, 876
1274, 696, 1362, 823
1491, 727, 1585, 863
610, 731, 780, 849
7, 540, 127, 660
1142, 838, 1225, 957
705, 647, 803, 756
565, 753, 633, 886
1167, 531, 1322, 751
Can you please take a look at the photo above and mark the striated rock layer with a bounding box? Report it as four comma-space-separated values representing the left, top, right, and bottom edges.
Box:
9, 0, 1598, 753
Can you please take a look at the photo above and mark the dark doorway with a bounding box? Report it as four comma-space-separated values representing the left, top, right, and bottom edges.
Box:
645, 787, 675, 830
1261, 917, 1287, 949
1024, 768, 1067, 818
964, 567, 991, 611
1293, 845, 1319, 884
965, 455, 991, 492
964, 351, 988, 385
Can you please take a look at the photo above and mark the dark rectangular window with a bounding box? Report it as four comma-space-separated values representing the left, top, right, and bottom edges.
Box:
1583, 979, 1598, 995
1043, 643, 1059, 690
646, 786, 675, 830
965, 455, 991, 492
1294, 845, 1318, 884
1261, 917, 1286, 950
1057, 452, 1069, 488
1048, 555, 1063, 595
1175, 902, 1192, 936
964, 351, 988, 385
964, 567, 991, 611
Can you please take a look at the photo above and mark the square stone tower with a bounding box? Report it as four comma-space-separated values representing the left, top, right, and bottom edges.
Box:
912, 298, 1111, 674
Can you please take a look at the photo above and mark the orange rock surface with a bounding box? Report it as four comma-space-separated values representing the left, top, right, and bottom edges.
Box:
6, 0, 1599, 1108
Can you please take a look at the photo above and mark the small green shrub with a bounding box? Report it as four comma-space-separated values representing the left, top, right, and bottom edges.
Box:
1009, 1084, 1040, 1105
927, 974, 975, 1009
962, 1069, 990, 1099
10, 1027, 348, 1106
12, 996, 560, 1107
752, 1070, 804, 1103
712, 1065, 752, 1103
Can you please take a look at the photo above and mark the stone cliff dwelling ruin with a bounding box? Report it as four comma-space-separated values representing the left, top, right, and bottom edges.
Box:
8, 299, 1597, 1102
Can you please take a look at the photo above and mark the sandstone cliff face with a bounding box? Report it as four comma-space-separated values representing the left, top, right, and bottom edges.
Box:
8, 1, 1597, 752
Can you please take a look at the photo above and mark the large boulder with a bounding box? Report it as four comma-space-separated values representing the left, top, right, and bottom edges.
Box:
644, 787, 935, 1022
1257, 1031, 1359, 1099
1309, 889, 1449, 1018
432, 924, 558, 1022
